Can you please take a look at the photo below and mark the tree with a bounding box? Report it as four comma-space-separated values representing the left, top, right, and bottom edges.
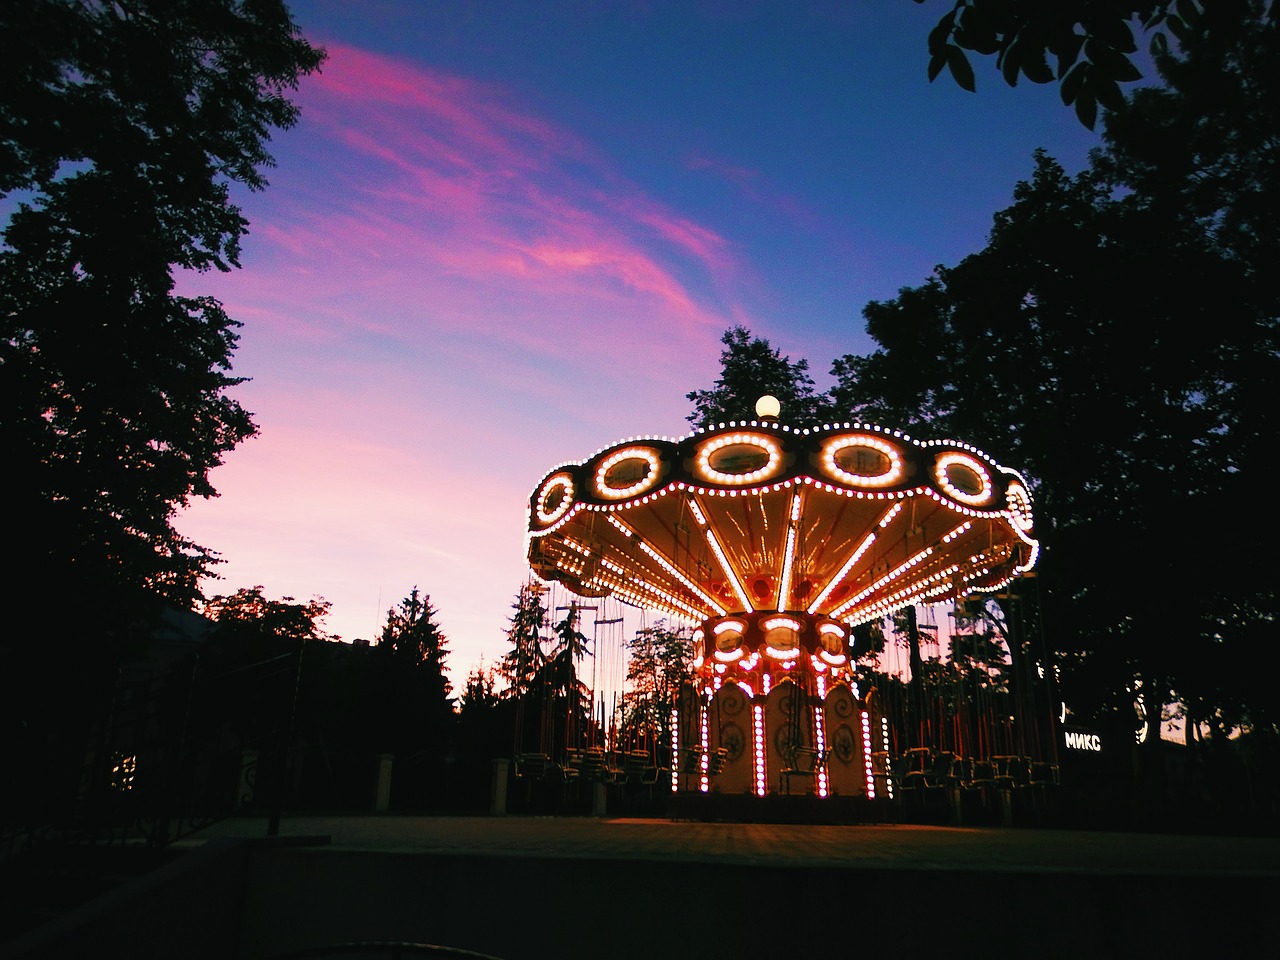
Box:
370, 589, 455, 799
913, 0, 1215, 127
1, 1, 325, 641
837, 149, 1239, 712
621, 621, 692, 754
204, 585, 334, 643
499, 581, 550, 698
686, 326, 834, 429
458, 664, 502, 715
452, 660, 516, 809
1095, 1, 1280, 294
380, 589, 450, 677
1095, 2, 1280, 745
845, 6, 1280, 811
542, 603, 593, 746
549, 602, 591, 669
948, 602, 1012, 693
500, 592, 599, 754
378, 586, 453, 712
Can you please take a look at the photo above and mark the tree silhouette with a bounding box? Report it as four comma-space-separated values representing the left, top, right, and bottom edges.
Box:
686, 326, 834, 429
2, 1, 324, 643
831, 74, 1277, 775
913, 0, 1215, 128
379, 588, 451, 689
543, 604, 593, 748
377, 587, 454, 731
500, 582, 549, 699
202, 586, 333, 746
622, 621, 692, 754
1095, 0, 1280, 277
459, 664, 502, 715
204, 586, 335, 648
453, 661, 516, 809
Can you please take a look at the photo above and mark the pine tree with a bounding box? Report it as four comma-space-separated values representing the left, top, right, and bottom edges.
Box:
375, 588, 454, 761
500, 581, 549, 698
686, 326, 834, 428
379, 587, 451, 688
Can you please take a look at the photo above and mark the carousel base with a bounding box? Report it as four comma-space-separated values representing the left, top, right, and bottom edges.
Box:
105, 815, 1277, 959
667, 783, 1061, 826
666, 790, 898, 825
507, 776, 1057, 826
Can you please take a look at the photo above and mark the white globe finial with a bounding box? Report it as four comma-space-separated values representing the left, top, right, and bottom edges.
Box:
755, 394, 781, 420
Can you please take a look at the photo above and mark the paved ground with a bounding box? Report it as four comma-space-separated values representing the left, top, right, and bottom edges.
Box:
194, 813, 1280, 877
184, 815, 1280, 958
14, 815, 1280, 958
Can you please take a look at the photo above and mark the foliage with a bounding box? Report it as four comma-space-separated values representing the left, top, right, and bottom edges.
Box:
850, 619, 887, 659
379, 588, 451, 682
1095, 0, 1280, 288
361, 588, 456, 770
199, 586, 330, 753
912, 0, 1225, 127
541, 603, 593, 714
551, 603, 591, 664
200, 586, 334, 748
948, 601, 1013, 693
377, 586, 453, 722
832, 3, 1280, 742
499, 588, 597, 754
199, 584, 458, 807
204, 585, 335, 646
458, 663, 502, 715
1, 0, 325, 638
453, 661, 518, 808
621, 621, 692, 751
1095, 0, 1280, 740
677, 4, 1279, 759
836, 152, 1257, 732
686, 325, 834, 429
499, 581, 549, 697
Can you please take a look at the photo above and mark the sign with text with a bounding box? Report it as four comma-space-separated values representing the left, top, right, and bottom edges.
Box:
1062, 727, 1103, 753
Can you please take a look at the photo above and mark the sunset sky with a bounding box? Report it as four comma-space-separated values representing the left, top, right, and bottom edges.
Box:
174, 0, 1109, 681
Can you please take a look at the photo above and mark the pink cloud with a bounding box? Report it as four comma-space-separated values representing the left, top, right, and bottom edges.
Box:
518, 241, 694, 309
687, 151, 822, 233
308, 44, 581, 169
270, 43, 740, 334
176, 40, 747, 663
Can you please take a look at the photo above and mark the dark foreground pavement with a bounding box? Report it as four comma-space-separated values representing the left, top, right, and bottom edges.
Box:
9, 815, 1280, 959
209, 815, 1280, 958
196, 812, 1280, 875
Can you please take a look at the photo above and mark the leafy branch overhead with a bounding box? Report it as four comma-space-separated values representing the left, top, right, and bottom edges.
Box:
916, 0, 1222, 128
2, 1, 324, 634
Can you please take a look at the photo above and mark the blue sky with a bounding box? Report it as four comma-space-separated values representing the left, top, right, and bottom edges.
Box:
173, 0, 1113, 677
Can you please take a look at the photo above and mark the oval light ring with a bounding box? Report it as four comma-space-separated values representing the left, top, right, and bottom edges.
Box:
535, 472, 575, 525
934, 452, 993, 507
818, 621, 847, 654
712, 618, 746, 659
595, 446, 663, 500
763, 615, 801, 658
1006, 481, 1035, 532
695, 433, 783, 485
822, 435, 904, 488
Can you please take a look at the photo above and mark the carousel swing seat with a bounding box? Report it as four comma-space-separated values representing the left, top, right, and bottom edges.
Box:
514, 753, 555, 779
779, 745, 829, 795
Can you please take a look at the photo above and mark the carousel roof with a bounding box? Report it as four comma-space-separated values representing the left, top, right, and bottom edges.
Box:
526, 419, 1038, 626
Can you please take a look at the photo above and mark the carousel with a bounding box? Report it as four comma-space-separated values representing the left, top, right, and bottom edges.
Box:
524, 397, 1040, 804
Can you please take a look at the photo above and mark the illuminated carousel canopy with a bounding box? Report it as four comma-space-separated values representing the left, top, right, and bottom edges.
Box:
526, 420, 1038, 629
